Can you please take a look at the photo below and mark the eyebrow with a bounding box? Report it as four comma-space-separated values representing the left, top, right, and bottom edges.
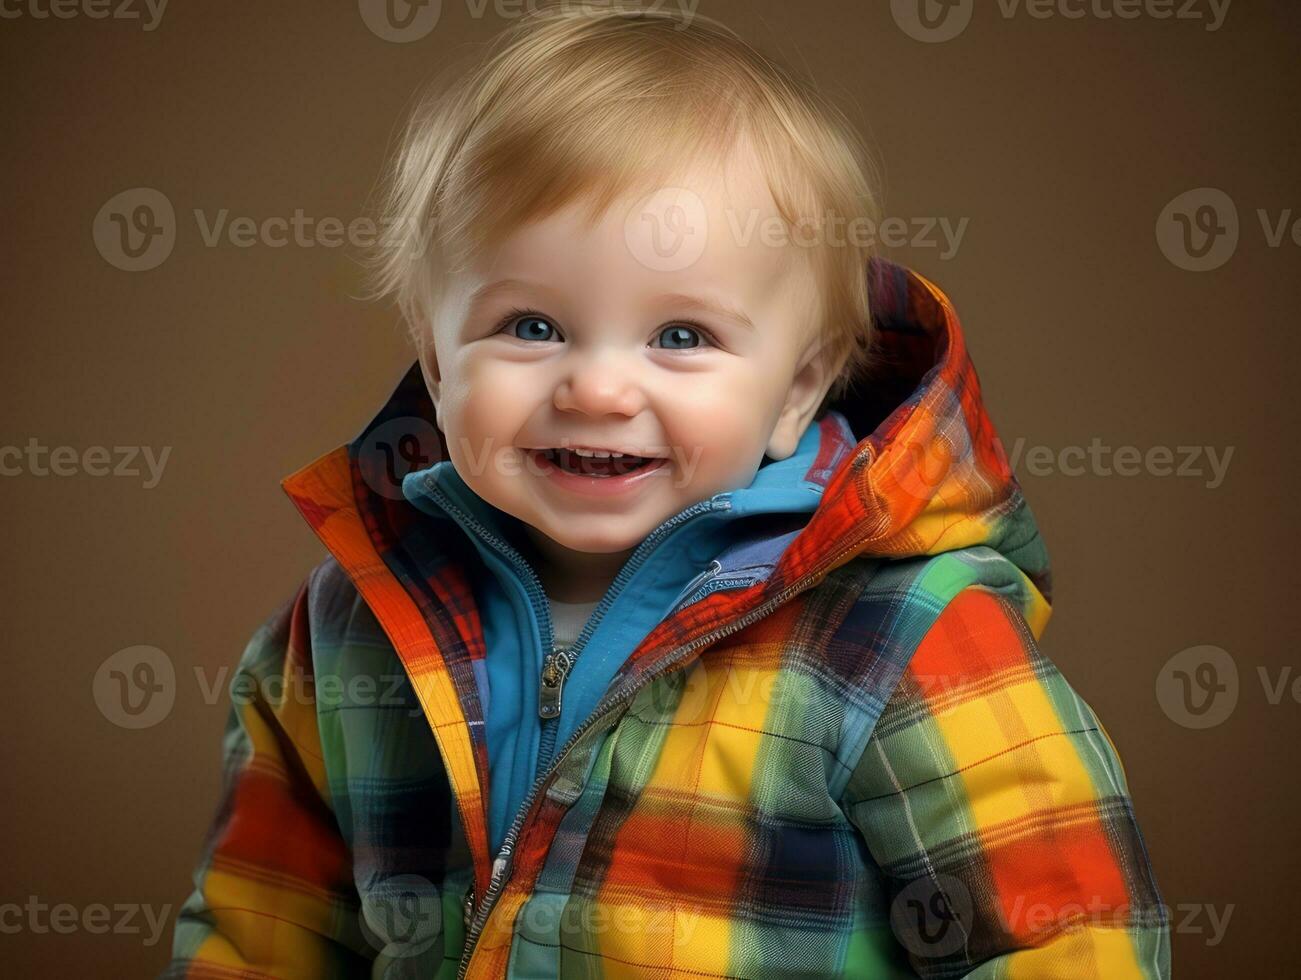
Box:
466, 280, 756, 332
655, 292, 756, 332
466, 278, 555, 308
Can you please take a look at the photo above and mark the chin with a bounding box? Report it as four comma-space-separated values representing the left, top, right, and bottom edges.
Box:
538, 522, 646, 556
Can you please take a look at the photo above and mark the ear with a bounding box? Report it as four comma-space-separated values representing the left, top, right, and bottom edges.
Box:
765, 339, 849, 461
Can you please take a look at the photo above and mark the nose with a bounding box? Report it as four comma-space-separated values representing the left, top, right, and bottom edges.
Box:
552, 348, 648, 418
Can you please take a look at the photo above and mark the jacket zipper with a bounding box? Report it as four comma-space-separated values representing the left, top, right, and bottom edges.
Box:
425, 477, 732, 778
534, 643, 572, 776
673, 559, 723, 610
454, 536, 868, 980
529, 499, 730, 761
536, 552, 723, 771
538, 645, 573, 720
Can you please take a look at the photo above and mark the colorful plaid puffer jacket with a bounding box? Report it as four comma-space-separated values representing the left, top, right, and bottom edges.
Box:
162, 259, 1170, 979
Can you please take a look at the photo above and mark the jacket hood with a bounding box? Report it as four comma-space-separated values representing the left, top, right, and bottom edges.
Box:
823, 258, 1051, 599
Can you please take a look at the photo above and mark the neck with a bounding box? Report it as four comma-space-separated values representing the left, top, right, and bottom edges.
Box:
519, 525, 635, 604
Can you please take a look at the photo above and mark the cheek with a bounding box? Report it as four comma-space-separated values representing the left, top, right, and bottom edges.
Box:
436, 383, 476, 440
440, 356, 521, 432
435, 384, 501, 476
438, 357, 545, 480
657, 373, 776, 483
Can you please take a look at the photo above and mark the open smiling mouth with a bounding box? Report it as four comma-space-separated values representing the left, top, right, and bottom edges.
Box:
531, 448, 665, 479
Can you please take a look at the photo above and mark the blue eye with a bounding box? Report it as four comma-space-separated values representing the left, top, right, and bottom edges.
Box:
503, 313, 560, 342
653, 324, 707, 350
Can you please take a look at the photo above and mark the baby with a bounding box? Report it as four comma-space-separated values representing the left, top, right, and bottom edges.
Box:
162, 4, 1169, 978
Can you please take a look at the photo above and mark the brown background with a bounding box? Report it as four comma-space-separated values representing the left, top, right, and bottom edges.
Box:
2, 1, 1298, 976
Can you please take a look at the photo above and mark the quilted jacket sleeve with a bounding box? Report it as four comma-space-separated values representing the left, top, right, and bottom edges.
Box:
839, 585, 1171, 978
161, 575, 371, 979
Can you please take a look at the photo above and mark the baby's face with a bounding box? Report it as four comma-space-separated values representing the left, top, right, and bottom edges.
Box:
423, 148, 834, 557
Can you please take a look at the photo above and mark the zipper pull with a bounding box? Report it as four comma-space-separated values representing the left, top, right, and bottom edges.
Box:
462, 848, 512, 931
539, 645, 573, 719
490, 850, 513, 885
462, 884, 475, 931
675, 559, 723, 608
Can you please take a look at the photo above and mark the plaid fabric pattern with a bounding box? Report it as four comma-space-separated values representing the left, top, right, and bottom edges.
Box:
162, 259, 1168, 978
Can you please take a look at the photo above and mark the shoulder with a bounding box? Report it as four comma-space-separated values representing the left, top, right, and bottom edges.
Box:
301, 553, 364, 622
822, 549, 1054, 798
246, 555, 383, 672
807, 547, 1046, 712
824, 546, 1041, 638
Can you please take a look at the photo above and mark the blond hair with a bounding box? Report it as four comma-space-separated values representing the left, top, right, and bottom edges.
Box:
359, 1, 884, 404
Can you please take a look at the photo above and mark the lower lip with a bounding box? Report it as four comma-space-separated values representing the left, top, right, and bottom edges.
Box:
529, 451, 668, 497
